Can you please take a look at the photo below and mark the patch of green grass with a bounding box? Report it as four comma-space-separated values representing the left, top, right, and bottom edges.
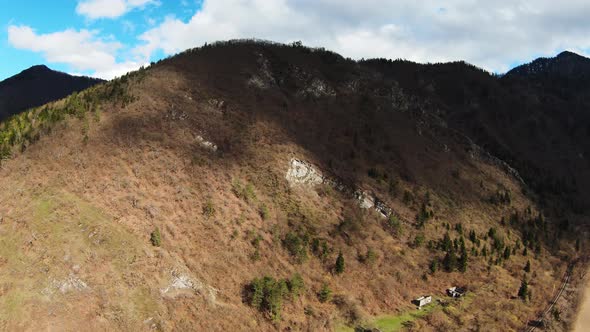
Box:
339, 302, 441, 332
373, 303, 439, 331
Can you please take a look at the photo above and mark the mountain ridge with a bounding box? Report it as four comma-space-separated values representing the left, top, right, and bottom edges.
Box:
0, 64, 103, 121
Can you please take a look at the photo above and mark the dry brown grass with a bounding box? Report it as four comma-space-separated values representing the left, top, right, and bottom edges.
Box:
0, 42, 580, 331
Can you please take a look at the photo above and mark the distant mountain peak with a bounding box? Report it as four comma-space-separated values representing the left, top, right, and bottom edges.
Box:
506, 50, 590, 78
555, 50, 586, 60
0, 64, 103, 121
27, 64, 50, 71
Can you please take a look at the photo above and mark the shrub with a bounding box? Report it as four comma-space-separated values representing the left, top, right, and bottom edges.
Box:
232, 180, 256, 202
283, 232, 309, 263
362, 248, 378, 265
202, 200, 216, 218
259, 204, 270, 220
414, 234, 425, 247
387, 214, 402, 236
288, 273, 305, 298
403, 190, 414, 205
311, 238, 330, 260
318, 283, 332, 303
150, 228, 162, 247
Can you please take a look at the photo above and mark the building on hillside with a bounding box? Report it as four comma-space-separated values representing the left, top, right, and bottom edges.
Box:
447, 286, 466, 298
413, 295, 432, 308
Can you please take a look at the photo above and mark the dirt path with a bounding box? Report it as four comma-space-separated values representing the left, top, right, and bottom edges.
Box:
573, 275, 590, 332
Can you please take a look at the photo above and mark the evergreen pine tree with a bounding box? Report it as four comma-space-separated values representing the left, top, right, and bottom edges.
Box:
335, 251, 345, 275
459, 238, 468, 272
443, 248, 458, 272
518, 278, 529, 301
524, 260, 531, 273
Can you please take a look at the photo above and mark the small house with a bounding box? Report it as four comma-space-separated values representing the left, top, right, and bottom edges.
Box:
413, 295, 432, 307
447, 286, 466, 298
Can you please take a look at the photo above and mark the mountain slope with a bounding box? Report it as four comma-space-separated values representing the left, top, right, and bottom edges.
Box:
363, 51, 590, 216
0, 65, 103, 121
0, 41, 584, 331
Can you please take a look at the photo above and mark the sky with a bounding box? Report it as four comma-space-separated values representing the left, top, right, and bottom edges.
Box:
2, 0, 590, 81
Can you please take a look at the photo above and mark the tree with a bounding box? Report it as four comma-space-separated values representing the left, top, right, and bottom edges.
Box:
429, 260, 438, 274
469, 230, 477, 243
503, 246, 511, 260
441, 232, 452, 252
518, 278, 529, 301
443, 248, 458, 272
150, 228, 162, 247
524, 260, 531, 273
335, 251, 345, 275
458, 238, 468, 272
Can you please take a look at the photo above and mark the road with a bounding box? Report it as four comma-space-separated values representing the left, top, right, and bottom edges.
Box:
525, 264, 572, 332
573, 269, 590, 332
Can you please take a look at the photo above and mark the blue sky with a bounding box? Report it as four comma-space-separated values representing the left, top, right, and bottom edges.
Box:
1, 0, 200, 80
2, 0, 590, 81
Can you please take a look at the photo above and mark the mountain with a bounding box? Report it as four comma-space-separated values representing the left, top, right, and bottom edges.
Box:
364, 51, 590, 215
0, 41, 586, 331
0, 65, 103, 121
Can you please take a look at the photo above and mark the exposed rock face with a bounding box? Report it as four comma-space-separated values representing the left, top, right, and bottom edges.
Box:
286, 158, 396, 219
247, 53, 276, 89
297, 78, 336, 98
195, 135, 218, 152
285, 159, 324, 186
43, 274, 89, 296
160, 269, 218, 304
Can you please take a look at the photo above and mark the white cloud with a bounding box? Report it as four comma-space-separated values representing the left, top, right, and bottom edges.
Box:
134, 0, 590, 73
76, 0, 157, 19
9, 0, 590, 80
7, 25, 144, 79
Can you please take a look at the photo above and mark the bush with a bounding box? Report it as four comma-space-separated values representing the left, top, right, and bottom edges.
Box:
318, 283, 332, 303
414, 234, 425, 247
283, 232, 309, 263
288, 273, 305, 298
232, 180, 256, 202
202, 200, 216, 218
361, 248, 378, 265
259, 204, 270, 220
150, 228, 162, 247
387, 214, 402, 236
311, 238, 330, 260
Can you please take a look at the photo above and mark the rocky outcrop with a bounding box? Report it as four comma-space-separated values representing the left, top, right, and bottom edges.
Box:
42, 274, 89, 296
160, 269, 218, 304
286, 158, 396, 219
